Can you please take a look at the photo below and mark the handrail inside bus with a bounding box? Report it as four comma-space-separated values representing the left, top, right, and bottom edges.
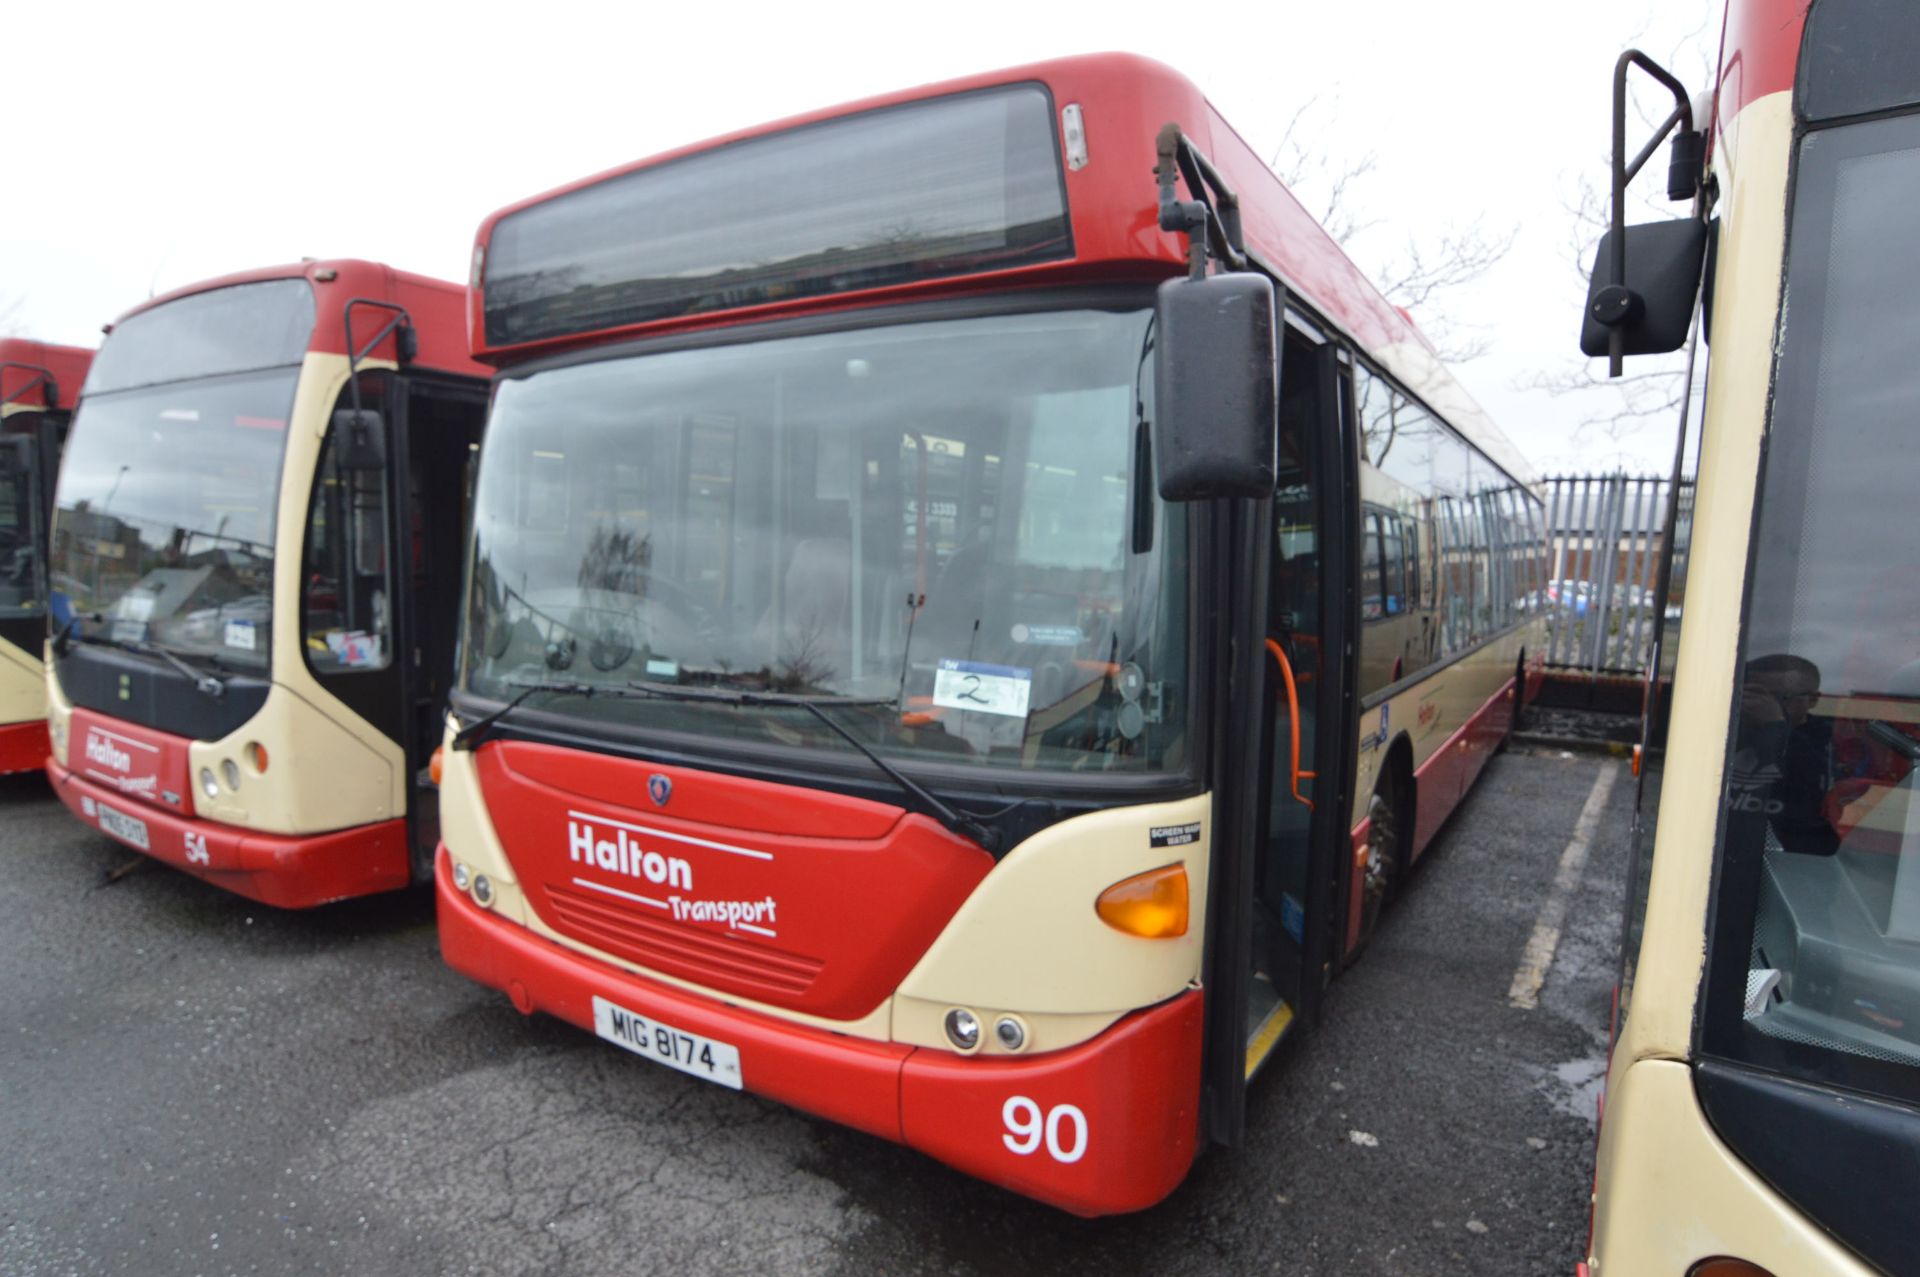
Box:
1264, 637, 1315, 811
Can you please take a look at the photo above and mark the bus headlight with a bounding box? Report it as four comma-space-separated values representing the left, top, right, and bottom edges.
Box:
452, 861, 471, 893
994, 1016, 1028, 1051
200, 768, 220, 800
472, 874, 495, 908
944, 1008, 981, 1051
221, 759, 242, 790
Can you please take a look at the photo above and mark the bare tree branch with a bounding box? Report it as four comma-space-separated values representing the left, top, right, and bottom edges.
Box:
1267, 99, 1513, 366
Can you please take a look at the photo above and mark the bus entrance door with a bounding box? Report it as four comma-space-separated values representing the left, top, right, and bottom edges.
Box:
1248, 335, 1355, 1079
393, 379, 489, 878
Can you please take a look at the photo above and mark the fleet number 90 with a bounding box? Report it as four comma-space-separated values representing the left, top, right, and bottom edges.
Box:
1001, 1096, 1088, 1163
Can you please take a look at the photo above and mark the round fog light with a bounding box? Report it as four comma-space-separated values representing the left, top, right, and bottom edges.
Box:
472, 874, 495, 908
221, 759, 242, 790
200, 768, 219, 800
944, 1008, 981, 1051
452, 862, 471, 893
994, 1016, 1027, 1051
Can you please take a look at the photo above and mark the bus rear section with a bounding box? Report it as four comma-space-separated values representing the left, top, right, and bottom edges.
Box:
45, 261, 490, 908
1584, 3, 1920, 1273
435, 53, 1540, 1214
0, 339, 91, 775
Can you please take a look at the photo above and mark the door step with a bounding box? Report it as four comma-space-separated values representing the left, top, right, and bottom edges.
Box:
1243, 971, 1296, 1080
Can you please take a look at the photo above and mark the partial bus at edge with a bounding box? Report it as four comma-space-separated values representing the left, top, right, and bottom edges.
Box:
45, 261, 489, 907
1584, 1, 1920, 1274
0, 339, 91, 776
435, 53, 1548, 1215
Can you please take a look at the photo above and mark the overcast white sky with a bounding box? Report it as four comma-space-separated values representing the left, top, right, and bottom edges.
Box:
6, 0, 1716, 474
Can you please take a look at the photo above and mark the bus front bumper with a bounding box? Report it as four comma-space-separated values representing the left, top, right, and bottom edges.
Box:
435, 844, 1204, 1217
0, 720, 49, 776
48, 759, 410, 908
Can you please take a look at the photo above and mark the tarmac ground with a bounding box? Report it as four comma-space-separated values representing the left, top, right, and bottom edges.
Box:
0, 744, 1629, 1276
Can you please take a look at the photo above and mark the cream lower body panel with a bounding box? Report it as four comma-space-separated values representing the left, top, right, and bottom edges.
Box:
1588, 1057, 1875, 1276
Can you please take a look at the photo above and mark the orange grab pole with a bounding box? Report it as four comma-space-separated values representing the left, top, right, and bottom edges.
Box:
1264, 637, 1316, 812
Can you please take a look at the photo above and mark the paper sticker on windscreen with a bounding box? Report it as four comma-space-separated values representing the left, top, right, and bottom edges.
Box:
932, 659, 1032, 718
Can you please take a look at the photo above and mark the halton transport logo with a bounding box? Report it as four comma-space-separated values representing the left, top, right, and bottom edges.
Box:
86, 733, 133, 773
566, 813, 782, 937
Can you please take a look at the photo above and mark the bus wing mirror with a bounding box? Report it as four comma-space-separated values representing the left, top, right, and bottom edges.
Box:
1580, 218, 1708, 359
1153, 273, 1278, 502
331, 409, 387, 472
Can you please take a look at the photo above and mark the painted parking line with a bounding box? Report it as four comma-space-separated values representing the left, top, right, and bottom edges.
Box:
1508, 764, 1620, 1010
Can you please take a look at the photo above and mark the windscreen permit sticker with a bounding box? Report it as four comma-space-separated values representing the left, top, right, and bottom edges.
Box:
224, 619, 257, 651
1010, 623, 1082, 647
932, 659, 1032, 718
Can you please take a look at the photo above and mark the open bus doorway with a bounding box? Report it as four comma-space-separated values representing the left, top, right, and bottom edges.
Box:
1244, 327, 1355, 1079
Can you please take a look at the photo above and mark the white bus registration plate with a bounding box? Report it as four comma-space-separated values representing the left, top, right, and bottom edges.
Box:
96, 802, 150, 850
592, 995, 742, 1090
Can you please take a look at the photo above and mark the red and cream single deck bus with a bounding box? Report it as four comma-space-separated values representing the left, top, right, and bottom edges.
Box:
1581, 2, 1920, 1273
45, 260, 490, 907
0, 339, 91, 775
436, 54, 1546, 1215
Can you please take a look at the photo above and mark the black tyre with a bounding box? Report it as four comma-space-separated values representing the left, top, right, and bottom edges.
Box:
1357, 768, 1405, 949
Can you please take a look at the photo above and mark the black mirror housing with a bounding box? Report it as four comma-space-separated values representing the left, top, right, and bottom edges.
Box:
331, 408, 387, 473
1580, 218, 1708, 358
1153, 273, 1278, 501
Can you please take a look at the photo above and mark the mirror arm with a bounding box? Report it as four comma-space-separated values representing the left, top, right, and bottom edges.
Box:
1155, 123, 1249, 280
0, 361, 58, 410
341, 298, 418, 420
1607, 50, 1700, 377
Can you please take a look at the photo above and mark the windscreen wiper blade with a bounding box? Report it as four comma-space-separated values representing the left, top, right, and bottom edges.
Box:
624, 679, 1001, 851
449, 679, 662, 751
65, 629, 227, 699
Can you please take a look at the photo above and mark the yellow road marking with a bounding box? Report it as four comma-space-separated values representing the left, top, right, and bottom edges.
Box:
1508, 764, 1620, 1010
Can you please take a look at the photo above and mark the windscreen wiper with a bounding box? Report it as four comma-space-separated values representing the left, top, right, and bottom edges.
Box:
449, 679, 656, 751
624, 679, 1002, 851
51, 612, 102, 658
64, 630, 227, 699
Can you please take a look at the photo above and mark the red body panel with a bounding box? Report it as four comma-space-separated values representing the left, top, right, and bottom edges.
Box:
1345, 674, 1517, 955
49, 755, 408, 907
475, 742, 994, 1020
899, 988, 1203, 1216
468, 54, 1418, 369
0, 339, 93, 411
67, 709, 195, 816
438, 846, 1201, 1216
106, 260, 487, 382
1715, 0, 1809, 135
0, 720, 48, 776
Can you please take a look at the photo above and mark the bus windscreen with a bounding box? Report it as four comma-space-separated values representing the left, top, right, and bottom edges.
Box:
481, 85, 1073, 348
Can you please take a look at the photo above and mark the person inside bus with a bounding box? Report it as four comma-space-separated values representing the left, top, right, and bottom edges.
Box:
1735, 652, 1838, 855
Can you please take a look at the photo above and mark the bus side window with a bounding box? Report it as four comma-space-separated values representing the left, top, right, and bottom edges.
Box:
1360, 512, 1384, 621
1380, 515, 1407, 616
303, 376, 393, 673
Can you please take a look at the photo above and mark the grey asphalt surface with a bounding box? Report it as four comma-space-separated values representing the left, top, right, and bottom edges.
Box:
0, 746, 1629, 1276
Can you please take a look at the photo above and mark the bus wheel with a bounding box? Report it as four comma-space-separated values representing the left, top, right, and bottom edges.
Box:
1359, 773, 1403, 947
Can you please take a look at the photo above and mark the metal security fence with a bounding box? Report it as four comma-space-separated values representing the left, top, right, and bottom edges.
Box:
1539, 473, 1686, 676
